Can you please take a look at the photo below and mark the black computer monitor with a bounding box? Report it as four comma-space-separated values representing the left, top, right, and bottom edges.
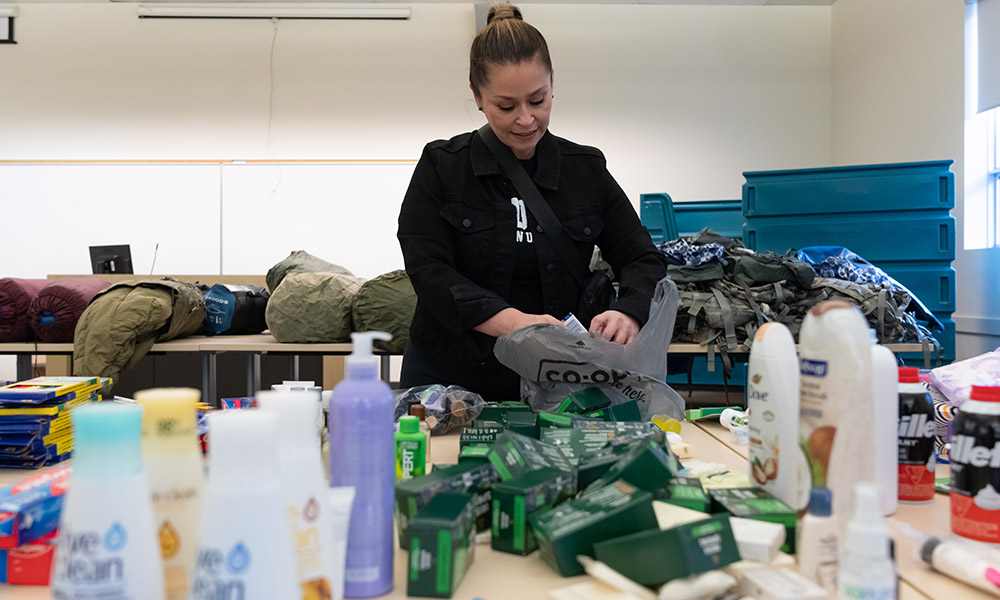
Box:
89, 245, 134, 274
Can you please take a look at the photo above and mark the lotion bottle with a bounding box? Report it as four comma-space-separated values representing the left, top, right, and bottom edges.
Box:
51, 402, 166, 600
135, 387, 205, 600
797, 487, 838, 591
189, 410, 299, 600
869, 332, 899, 516
258, 389, 343, 600
747, 322, 802, 510
330, 331, 395, 598
836, 482, 897, 600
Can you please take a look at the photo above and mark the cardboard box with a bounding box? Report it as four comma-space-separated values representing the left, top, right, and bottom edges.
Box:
486, 431, 574, 481
656, 475, 710, 513
585, 438, 678, 495
708, 487, 796, 554
406, 493, 476, 598
395, 461, 497, 549
457, 445, 491, 465
529, 482, 657, 577
0, 530, 57, 585
491, 467, 577, 555
0, 465, 70, 549
458, 420, 504, 449
477, 402, 533, 425
538, 411, 602, 429
593, 514, 740, 587
506, 411, 539, 439
557, 387, 612, 415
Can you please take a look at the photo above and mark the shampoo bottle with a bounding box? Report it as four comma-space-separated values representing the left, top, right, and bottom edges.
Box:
836, 483, 897, 600
189, 411, 299, 600
747, 322, 802, 510
797, 487, 838, 590
798, 300, 873, 532
135, 387, 205, 600
51, 402, 166, 600
258, 389, 344, 600
395, 415, 426, 481
409, 403, 432, 458
869, 333, 899, 516
330, 331, 395, 598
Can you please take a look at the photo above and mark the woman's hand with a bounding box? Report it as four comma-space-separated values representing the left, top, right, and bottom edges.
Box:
474, 308, 564, 337
589, 310, 639, 344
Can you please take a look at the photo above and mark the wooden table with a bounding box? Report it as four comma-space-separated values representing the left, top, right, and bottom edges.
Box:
1, 419, 987, 600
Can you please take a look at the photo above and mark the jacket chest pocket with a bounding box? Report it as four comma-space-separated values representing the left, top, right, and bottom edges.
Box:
440, 203, 496, 266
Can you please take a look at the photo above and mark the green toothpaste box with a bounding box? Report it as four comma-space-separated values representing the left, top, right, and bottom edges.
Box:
506, 411, 539, 439
540, 428, 612, 460
557, 387, 613, 415
528, 481, 657, 577
477, 402, 533, 425
585, 438, 678, 495
492, 467, 577, 555
459, 420, 505, 449
457, 445, 491, 465
487, 431, 574, 481
593, 514, 740, 587
407, 492, 476, 598
708, 487, 796, 553
604, 400, 644, 422
538, 411, 603, 429
656, 475, 710, 513
395, 461, 497, 549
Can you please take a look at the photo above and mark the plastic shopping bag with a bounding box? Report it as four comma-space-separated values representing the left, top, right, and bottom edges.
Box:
494, 277, 685, 420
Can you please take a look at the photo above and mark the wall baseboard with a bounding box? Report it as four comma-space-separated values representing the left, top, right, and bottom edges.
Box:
955, 315, 1000, 337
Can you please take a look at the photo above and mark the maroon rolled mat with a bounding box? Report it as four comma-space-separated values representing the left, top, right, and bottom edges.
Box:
0, 278, 49, 342
28, 278, 111, 343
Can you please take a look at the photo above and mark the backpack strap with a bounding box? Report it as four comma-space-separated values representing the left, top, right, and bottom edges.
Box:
477, 124, 587, 289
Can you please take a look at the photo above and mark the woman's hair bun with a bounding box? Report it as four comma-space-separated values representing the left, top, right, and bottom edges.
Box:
487, 3, 523, 25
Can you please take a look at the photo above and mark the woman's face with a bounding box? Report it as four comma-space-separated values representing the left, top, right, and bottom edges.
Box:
474, 57, 553, 160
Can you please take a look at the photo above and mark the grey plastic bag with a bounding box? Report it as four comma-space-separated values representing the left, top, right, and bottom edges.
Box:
494, 277, 684, 420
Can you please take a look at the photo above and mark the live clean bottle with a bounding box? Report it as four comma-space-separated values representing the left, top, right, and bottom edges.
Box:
135, 387, 205, 600
51, 402, 166, 600
189, 410, 299, 600
330, 331, 395, 597
258, 389, 343, 600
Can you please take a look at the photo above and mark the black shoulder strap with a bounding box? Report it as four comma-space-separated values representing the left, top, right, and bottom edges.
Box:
477, 124, 587, 288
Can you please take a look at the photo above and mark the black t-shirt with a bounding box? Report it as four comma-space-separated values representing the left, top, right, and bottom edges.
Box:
509, 156, 544, 316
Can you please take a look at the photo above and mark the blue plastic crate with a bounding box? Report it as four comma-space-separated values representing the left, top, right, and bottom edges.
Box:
878, 261, 956, 314
742, 160, 954, 218
898, 315, 955, 367
640, 193, 678, 244
666, 355, 748, 389
674, 200, 743, 239
744, 212, 955, 262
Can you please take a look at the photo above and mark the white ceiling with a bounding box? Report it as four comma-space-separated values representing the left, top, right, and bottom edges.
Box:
9, 0, 837, 5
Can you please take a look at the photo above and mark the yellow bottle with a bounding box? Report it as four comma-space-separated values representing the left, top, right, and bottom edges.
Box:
135, 387, 205, 600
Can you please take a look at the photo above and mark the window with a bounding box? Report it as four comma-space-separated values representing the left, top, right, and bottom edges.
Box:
964, 1, 1000, 249
0, 10, 14, 44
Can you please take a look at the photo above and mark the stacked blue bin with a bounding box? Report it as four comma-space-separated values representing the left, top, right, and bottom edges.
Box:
742, 160, 956, 366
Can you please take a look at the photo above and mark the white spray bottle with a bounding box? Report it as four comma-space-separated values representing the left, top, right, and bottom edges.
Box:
51, 402, 166, 600
258, 389, 345, 600
869, 332, 899, 516
747, 322, 803, 510
836, 482, 897, 600
189, 410, 299, 600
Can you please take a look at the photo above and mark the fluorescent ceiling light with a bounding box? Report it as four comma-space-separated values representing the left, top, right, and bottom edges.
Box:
137, 4, 411, 20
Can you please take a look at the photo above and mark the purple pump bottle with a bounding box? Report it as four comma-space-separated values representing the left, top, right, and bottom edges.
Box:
330, 331, 395, 598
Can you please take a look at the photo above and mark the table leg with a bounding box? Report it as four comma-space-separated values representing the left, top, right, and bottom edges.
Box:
247, 353, 261, 397
202, 352, 218, 408
16, 354, 32, 382
380, 355, 391, 385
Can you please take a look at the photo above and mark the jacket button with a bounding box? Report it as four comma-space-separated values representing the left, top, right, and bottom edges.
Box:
462, 219, 472, 228
583, 226, 592, 236
536, 225, 543, 233
546, 263, 556, 273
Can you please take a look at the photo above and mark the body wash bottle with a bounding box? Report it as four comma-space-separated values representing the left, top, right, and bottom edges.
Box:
746, 322, 802, 510
190, 410, 299, 600
330, 331, 395, 598
135, 387, 205, 600
258, 389, 343, 600
51, 402, 166, 600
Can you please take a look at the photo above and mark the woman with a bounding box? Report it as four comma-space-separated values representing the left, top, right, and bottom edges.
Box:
397, 3, 666, 403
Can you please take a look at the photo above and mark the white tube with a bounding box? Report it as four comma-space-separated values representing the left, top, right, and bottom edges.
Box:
328, 486, 357, 600
920, 536, 1000, 597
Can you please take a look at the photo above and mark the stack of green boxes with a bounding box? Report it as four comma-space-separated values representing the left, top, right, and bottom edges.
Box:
407, 493, 477, 598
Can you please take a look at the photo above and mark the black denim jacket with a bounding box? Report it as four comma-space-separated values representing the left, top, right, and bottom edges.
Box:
397, 129, 666, 366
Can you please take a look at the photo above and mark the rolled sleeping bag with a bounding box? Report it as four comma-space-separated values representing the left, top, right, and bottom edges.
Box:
29, 278, 111, 342
0, 278, 48, 342
203, 284, 269, 335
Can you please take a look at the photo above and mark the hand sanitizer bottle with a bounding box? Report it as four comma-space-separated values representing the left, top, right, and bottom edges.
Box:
51, 402, 166, 600
836, 482, 897, 600
330, 331, 395, 598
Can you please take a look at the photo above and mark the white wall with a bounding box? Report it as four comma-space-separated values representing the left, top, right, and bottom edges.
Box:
0, 3, 833, 270
831, 0, 1000, 360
